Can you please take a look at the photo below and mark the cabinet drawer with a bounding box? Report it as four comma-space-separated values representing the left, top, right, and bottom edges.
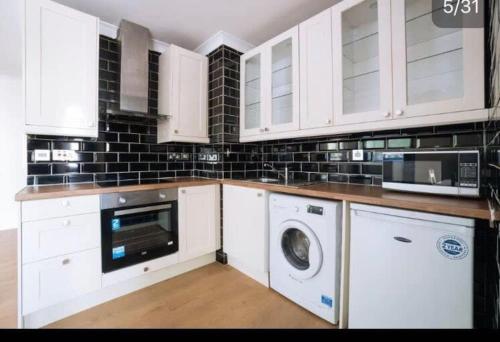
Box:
22, 248, 101, 315
22, 213, 100, 264
22, 195, 100, 222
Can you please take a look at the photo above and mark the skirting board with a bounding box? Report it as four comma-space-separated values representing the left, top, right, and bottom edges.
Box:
228, 256, 269, 288
22, 252, 216, 328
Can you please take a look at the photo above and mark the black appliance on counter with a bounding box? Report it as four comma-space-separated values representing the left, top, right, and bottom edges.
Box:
100, 189, 178, 273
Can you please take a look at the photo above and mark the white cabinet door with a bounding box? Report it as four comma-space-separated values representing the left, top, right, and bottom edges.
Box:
22, 213, 100, 264
22, 248, 101, 315
178, 185, 220, 262
299, 9, 334, 130
158, 45, 209, 143
266, 27, 300, 134
391, 0, 484, 119
171, 45, 209, 139
25, 0, 98, 137
223, 185, 269, 287
332, 0, 393, 125
240, 47, 266, 138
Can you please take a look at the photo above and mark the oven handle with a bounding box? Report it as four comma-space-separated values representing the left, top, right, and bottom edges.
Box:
114, 204, 172, 217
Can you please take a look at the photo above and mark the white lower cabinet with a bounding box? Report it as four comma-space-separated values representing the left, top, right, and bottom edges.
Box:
22, 248, 101, 315
22, 213, 100, 264
223, 185, 269, 287
21, 195, 102, 318
178, 185, 221, 262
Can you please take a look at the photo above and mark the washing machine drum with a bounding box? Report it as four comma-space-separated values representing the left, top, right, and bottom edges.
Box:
278, 220, 323, 280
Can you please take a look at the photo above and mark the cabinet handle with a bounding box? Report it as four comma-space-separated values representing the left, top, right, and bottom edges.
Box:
174, 129, 179, 134
325, 119, 332, 125
119, 197, 127, 204
257, 193, 263, 197
395, 110, 404, 117
181, 190, 186, 194
264, 128, 270, 132
62, 259, 70, 266
62, 200, 70, 207
384, 112, 391, 118
63, 220, 71, 227
144, 267, 150, 272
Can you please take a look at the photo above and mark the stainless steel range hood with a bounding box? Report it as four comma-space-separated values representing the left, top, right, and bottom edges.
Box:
118, 20, 151, 114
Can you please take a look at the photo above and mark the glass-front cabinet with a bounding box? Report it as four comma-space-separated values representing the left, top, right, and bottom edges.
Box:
332, 0, 393, 125
240, 27, 299, 138
241, 50, 264, 137
391, 0, 484, 118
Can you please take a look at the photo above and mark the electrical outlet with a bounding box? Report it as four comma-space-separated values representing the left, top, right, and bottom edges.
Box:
352, 149, 365, 161
52, 150, 78, 162
208, 153, 218, 162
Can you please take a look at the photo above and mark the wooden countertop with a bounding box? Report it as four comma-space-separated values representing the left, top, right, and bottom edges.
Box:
223, 180, 499, 221
15, 178, 498, 221
15, 178, 220, 201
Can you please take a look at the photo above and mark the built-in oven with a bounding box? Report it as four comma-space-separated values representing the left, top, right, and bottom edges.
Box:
383, 151, 480, 197
100, 189, 178, 273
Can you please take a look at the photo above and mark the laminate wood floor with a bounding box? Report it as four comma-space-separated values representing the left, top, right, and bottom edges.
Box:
0, 229, 17, 328
49, 263, 334, 329
0, 229, 333, 329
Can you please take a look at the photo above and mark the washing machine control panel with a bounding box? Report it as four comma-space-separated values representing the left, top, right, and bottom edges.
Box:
307, 205, 324, 216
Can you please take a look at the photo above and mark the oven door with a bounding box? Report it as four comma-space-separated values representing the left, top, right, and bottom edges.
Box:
101, 201, 178, 273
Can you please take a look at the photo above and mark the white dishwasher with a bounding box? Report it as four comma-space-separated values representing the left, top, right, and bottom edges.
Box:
348, 203, 475, 329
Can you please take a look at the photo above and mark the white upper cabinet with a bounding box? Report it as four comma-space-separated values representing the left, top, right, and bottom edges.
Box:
158, 45, 209, 144
391, 0, 484, 118
239, 0, 487, 142
267, 27, 300, 134
241, 48, 266, 137
332, 0, 393, 126
240, 27, 300, 139
299, 9, 334, 130
25, 0, 99, 138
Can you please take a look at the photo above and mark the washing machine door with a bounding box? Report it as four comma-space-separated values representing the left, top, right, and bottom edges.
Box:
278, 220, 323, 280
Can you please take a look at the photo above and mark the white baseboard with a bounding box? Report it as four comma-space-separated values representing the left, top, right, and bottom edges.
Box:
23, 252, 216, 328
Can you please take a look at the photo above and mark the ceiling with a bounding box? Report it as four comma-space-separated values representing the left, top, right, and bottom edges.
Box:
54, 0, 340, 50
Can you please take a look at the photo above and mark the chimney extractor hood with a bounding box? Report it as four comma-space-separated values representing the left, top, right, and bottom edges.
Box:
118, 20, 151, 114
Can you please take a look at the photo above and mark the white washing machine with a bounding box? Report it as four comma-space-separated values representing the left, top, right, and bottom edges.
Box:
269, 194, 343, 324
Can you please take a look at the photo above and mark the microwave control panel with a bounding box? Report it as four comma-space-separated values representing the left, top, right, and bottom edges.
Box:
458, 153, 479, 188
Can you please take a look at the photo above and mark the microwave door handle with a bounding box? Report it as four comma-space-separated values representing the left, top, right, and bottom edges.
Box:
114, 204, 172, 217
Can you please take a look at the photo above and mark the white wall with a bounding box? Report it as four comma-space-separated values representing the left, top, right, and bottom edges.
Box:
0, 0, 26, 231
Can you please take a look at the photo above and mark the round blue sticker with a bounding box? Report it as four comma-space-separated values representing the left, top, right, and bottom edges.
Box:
437, 235, 469, 260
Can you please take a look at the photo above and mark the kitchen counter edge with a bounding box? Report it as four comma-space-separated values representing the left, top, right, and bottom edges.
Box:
15, 178, 498, 221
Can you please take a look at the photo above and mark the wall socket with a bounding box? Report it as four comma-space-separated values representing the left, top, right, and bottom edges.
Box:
352, 149, 365, 161
52, 150, 78, 162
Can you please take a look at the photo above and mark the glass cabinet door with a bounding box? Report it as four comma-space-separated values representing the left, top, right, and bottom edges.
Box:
241, 50, 264, 137
332, 0, 393, 125
391, 0, 484, 118
266, 27, 300, 133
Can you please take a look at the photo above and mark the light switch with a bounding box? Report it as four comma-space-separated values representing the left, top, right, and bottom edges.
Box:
33, 150, 51, 162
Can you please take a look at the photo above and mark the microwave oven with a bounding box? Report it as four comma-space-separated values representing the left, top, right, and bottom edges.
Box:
382, 151, 480, 197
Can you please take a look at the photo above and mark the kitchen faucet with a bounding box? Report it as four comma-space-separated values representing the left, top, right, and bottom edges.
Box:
264, 163, 289, 185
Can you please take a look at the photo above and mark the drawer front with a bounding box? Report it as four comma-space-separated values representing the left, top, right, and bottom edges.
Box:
22, 213, 101, 264
22, 195, 100, 222
22, 248, 101, 315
